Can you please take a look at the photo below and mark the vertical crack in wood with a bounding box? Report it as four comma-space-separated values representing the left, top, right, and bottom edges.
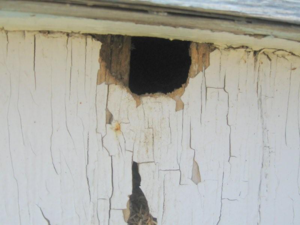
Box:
216, 172, 225, 225
33, 34, 37, 90
108, 156, 114, 223
223, 70, 232, 162
285, 66, 292, 147
69, 38, 73, 100
6, 34, 22, 222
86, 132, 91, 202
257, 51, 266, 224
37, 205, 51, 225
50, 57, 58, 175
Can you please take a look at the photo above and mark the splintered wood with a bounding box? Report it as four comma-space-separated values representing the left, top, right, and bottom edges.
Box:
97, 35, 131, 86
168, 43, 213, 111
1, 31, 300, 225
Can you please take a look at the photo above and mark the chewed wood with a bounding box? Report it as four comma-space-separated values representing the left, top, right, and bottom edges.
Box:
0, 31, 300, 225
98, 35, 131, 86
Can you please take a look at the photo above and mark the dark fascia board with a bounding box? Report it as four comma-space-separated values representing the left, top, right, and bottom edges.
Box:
1, 0, 300, 42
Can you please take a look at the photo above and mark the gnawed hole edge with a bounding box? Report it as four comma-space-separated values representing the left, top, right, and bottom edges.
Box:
96, 34, 214, 111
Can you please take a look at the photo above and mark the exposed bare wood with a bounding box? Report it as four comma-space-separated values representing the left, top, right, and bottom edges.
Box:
188, 43, 213, 78
168, 43, 213, 111
97, 35, 131, 86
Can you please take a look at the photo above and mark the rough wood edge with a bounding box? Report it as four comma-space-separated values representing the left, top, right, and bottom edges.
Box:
97, 37, 212, 111
97, 35, 131, 87
168, 43, 213, 111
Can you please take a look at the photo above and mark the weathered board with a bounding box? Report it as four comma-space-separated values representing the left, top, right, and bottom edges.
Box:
1, 1, 300, 44
97, 35, 131, 87
119, 0, 300, 24
5, 0, 300, 25
0, 31, 300, 225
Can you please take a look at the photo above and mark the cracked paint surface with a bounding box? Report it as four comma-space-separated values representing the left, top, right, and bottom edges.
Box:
0, 31, 300, 225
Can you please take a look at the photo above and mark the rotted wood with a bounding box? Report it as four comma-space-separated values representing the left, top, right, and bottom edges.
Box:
97, 35, 131, 86
188, 42, 213, 78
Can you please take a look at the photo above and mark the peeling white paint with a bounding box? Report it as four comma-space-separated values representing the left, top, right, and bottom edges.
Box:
0, 31, 300, 225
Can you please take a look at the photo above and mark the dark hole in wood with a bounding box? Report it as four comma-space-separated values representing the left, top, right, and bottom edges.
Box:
128, 162, 157, 225
129, 37, 191, 95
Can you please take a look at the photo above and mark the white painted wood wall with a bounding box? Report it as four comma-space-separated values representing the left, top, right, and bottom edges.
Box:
1, 31, 300, 225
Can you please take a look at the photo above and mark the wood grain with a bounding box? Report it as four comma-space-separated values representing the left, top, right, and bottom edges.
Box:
98, 35, 131, 86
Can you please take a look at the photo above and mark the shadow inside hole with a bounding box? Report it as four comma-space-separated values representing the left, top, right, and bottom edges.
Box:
129, 37, 191, 95
128, 162, 157, 225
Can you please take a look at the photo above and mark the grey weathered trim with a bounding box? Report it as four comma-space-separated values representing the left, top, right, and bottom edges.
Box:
1, 1, 300, 43
121, 0, 300, 25
4, 0, 300, 25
